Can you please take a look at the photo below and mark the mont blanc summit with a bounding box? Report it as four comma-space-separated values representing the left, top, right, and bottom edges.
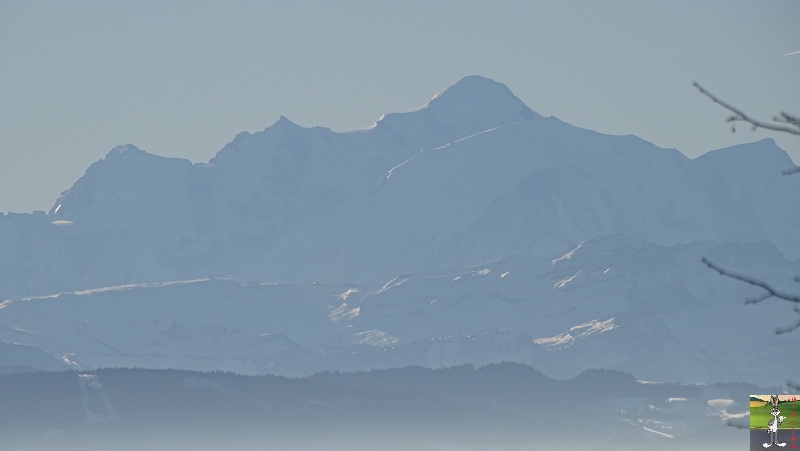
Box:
1, 76, 798, 386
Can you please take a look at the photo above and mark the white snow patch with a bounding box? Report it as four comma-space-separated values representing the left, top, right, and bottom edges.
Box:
642, 426, 674, 439
329, 303, 361, 322
534, 318, 618, 348
62, 353, 82, 368
338, 288, 360, 301
78, 373, 118, 424
551, 242, 583, 266
355, 329, 399, 347
707, 399, 734, 409
533, 331, 573, 347
9, 325, 33, 333
370, 276, 410, 296
554, 270, 581, 289
22, 278, 216, 301
385, 152, 420, 179
707, 398, 748, 422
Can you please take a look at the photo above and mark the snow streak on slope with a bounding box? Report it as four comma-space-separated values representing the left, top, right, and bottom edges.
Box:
534, 318, 618, 348
1, 239, 798, 384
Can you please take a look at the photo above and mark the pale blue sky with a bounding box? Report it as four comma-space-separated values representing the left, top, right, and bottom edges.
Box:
2, 0, 798, 213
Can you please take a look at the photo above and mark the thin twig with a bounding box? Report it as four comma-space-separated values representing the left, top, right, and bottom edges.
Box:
775, 307, 800, 335
702, 257, 800, 335
776, 111, 800, 127
745, 292, 772, 304
702, 258, 800, 304
693, 82, 800, 136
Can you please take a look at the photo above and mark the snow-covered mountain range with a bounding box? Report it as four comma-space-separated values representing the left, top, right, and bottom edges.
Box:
1, 75, 798, 385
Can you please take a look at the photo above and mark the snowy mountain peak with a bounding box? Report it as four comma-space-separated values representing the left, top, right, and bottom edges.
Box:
425, 75, 541, 121
693, 138, 797, 176
49, 143, 192, 220
208, 114, 335, 167
370, 76, 543, 148
105, 144, 146, 158
273, 115, 297, 128
698, 138, 788, 162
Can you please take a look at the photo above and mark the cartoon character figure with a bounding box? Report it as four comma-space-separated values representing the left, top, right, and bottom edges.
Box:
764, 395, 787, 448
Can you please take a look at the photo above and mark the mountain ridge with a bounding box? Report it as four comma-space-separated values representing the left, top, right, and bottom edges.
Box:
1, 75, 798, 387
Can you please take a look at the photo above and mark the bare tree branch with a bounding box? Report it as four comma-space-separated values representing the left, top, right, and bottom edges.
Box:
702, 257, 800, 335
696, 82, 800, 403
776, 111, 800, 128
745, 292, 773, 305
702, 258, 800, 304
693, 82, 800, 136
775, 307, 800, 335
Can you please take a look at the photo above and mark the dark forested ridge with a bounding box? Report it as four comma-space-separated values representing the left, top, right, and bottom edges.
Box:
0, 363, 752, 450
